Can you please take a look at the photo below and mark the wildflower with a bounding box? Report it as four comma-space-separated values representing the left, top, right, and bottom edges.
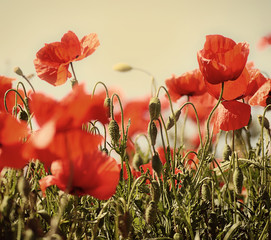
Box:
0, 112, 29, 171
34, 31, 99, 86
212, 100, 251, 134
39, 132, 120, 200
257, 33, 271, 50
248, 79, 271, 107
197, 34, 249, 84
165, 69, 206, 101
0, 76, 16, 112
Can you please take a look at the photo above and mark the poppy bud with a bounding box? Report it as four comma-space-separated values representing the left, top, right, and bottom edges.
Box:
18, 176, 30, 198
108, 119, 120, 144
71, 79, 78, 89
258, 115, 270, 130
118, 211, 132, 238
132, 152, 143, 171
18, 109, 28, 122
233, 167, 243, 194
113, 63, 133, 72
166, 109, 182, 130
14, 66, 24, 76
201, 183, 211, 201
152, 153, 163, 176
104, 97, 111, 118
148, 121, 157, 146
149, 97, 161, 120
173, 233, 183, 240
145, 200, 157, 225
223, 144, 232, 161
151, 180, 160, 203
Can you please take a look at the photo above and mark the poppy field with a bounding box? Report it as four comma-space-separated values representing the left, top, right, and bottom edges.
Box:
1, 31, 271, 239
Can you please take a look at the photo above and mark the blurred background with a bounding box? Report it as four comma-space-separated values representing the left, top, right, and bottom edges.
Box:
1, 0, 271, 99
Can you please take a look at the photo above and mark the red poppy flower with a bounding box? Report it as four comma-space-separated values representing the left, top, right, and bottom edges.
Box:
29, 84, 109, 132
34, 31, 100, 86
0, 76, 16, 112
0, 112, 29, 171
248, 79, 271, 107
165, 69, 206, 102
257, 33, 271, 50
39, 144, 120, 200
197, 35, 249, 84
212, 100, 251, 134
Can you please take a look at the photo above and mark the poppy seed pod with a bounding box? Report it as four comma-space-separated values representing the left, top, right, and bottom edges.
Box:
233, 167, 243, 195
201, 183, 211, 201
223, 144, 232, 161
145, 201, 157, 225
14, 66, 24, 76
132, 152, 143, 171
104, 97, 111, 118
149, 97, 161, 120
152, 153, 163, 176
148, 121, 157, 146
113, 63, 133, 72
108, 119, 120, 144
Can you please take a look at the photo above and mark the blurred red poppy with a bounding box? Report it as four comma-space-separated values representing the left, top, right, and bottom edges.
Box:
197, 35, 249, 84
0, 112, 29, 171
257, 33, 271, 50
0, 76, 16, 112
34, 31, 99, 86
39, 136, 120, 200
165, 69, 206, 102
212, 100, 251, 134
248, 79, 271, 107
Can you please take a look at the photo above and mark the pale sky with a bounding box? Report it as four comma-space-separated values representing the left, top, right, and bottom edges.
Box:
1, 0, 271, 100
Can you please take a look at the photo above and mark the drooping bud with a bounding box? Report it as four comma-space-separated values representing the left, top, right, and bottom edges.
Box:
166, 108, 182, 130
152, 153, 163, 176
132, 152, 143, 171
173, 233, 183, 240
145, 201, 157, 225
14, 66, 24, 76
113, 63, 133, 72
233, 167, 243, 194
104, 97, 111, 118
201, 183, 211, 201
223, 144, 232, 161
149, 97, 161, 120
258, 115, 270, 130
148, 121, 157, 146
108, 119, 120, 144
71, 79, 78, 89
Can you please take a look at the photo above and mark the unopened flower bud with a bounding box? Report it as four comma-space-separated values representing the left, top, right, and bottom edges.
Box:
118, 211, 132, 238
201, 183, 211, 201
145, 201, 157, 225
152, 153, 163, 176
14, 66, 24, 76
223, 144, 232, 161
173, 233, 183, 240
18, 176, 30, 198
113, 63, 133, 72
148, 121, 157, 146
18, 109, 28, 122
109, 119, 120, 144
132, 152, 143, 171
233, 167, 243, 195
258, 115, 270, 130
166, 109, 182, 130
149, 97, 161, 120
104, 97, 111, 118
71, 79, 78, 89
151, 180, 160, 203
